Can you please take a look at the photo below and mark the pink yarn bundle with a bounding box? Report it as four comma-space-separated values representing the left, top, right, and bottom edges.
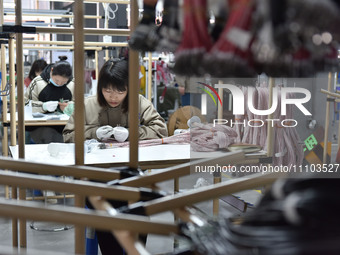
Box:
234, 85, 304, 167
190, 123, 238, 152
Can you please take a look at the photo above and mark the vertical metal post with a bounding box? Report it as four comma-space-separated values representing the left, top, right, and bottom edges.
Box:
323, 72, 332, 163
0, 0, 8, 158
336, 72, 340, 151
104, 3, 109, 61
74, 1, 85, 253
16, 2, 25, 153
217, 80, 223, 119
0, 0, 9, 205
128, 0, 140, 170
147, 52, 152, 101
95, 50, 99, 82
213, 173, 221, 216
153, 61, 157, 110
1, 0, 18, 241
267, 77, 275, 157
9, 38, 16, 147
213, 80, 224, 216
8, 33, 19, 249
15, 0, 27, 249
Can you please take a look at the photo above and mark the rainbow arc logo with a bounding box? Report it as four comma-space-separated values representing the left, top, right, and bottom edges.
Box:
197, 82, 223, 115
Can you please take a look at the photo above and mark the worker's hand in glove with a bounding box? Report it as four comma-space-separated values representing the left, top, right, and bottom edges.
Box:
42, 101, 59, 112
113, 126, 129, 143
96, 125, 115, 140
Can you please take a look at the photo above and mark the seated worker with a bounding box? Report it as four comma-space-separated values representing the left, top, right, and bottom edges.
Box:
24, 59, 47, 88
24, 56, 74, 143
63, 57, 167, 143
62, 58, 167, 255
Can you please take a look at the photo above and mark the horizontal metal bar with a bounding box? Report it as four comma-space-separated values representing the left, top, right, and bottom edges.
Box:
20, 46, 102, 50
36, 26, 130, 36
5, 22, 71, 27
36, 0, 130, 4
0, 156, 120, 181
4, 8, 69, 15
0, 25, 129, 36
119, 151, 245, 187
144, 172, 281, 215
22, 40, 128, 47
5, 12, 103, 19
0, 171, 141, 201
26, 194, 74, 201
321, 88, 340, 99
0, 198, 178, 235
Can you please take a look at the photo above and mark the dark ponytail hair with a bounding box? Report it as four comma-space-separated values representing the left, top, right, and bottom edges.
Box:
97, 58, 129, 112
58, 55, 68, 61
51, 56, 73, 79
118, 47, 129, 60
28, 59, 47, 80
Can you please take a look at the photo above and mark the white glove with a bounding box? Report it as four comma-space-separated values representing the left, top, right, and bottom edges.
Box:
113, 126, 129, 142
96, 125, 115, 140
42, 101, 59, 112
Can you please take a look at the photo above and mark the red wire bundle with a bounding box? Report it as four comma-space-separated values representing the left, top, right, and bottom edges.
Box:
204, 0, 257, 77
173, 0, 213, 76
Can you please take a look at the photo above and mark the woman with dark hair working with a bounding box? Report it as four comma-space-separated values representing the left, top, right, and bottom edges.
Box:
24, 56, 74, 143
63, 58, 167, 143
24, 59, 48, 88
63, 58, 167, 255
25, 56, 74, 114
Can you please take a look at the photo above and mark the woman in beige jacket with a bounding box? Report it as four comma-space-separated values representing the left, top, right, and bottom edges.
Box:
63, 58, 167, 255
62, 58, 168, 143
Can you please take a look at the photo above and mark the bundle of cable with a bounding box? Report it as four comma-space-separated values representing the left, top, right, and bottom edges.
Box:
174, 177, 340, 255
155, 0, 182, 53
203, 0, 257, 77
190, 122, 238, 152
281, 0, 340, 48
208, 0, 228, 43
289, 47, 314, 78
312, 44, 340, 75
252, 0, 340, 77
173, 0, 213, 76
128, 1, 158, 52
